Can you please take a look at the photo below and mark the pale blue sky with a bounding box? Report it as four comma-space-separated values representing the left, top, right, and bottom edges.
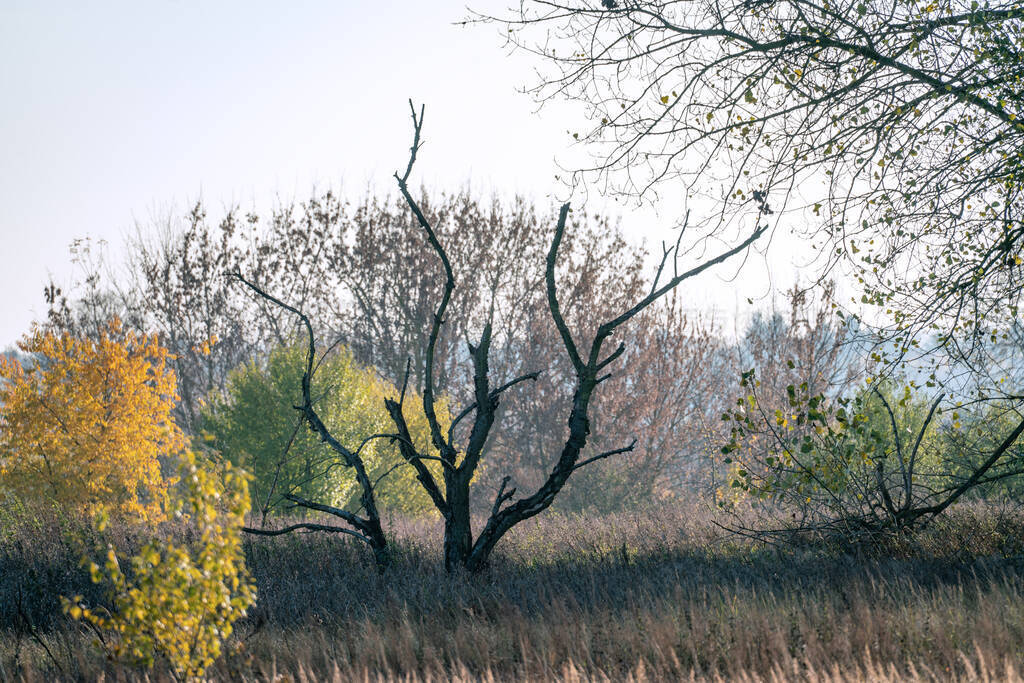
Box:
0, 2, 803, 348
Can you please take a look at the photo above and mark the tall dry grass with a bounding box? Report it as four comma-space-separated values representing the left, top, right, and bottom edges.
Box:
1, 502, 1023, 681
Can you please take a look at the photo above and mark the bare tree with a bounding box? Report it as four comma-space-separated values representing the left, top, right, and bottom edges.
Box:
42, 187, 728, 511
44, 196, 351, 432
328, 190, 728, 512
480, 0, 1024, 388
239, 102, 766, 572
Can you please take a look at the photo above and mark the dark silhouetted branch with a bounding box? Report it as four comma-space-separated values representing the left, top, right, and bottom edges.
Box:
571, 439, 639, 473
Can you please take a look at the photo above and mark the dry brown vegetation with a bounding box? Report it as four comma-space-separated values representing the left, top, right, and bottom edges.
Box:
1, 501, 1023, 681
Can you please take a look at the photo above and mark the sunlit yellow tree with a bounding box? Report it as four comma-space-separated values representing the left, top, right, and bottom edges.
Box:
0, 319, 180, 521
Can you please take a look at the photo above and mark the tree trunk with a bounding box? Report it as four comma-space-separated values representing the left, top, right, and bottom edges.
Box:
443, 482, 473, 572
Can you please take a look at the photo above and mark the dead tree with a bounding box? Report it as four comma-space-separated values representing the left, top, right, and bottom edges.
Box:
239, 101, 766, 572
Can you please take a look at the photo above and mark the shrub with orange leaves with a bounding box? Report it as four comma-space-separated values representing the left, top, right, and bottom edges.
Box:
0, 319, 181, 522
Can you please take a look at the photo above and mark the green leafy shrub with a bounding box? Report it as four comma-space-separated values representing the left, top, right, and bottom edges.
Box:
719, 373, 963, 531
62, 452, 256, 681
200, 342, 443, 518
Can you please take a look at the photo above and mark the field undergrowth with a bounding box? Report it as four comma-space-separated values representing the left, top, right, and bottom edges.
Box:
2, 503, 1024, 681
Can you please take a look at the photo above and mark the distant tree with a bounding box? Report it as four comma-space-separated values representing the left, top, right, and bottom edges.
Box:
239, 102, 766, 572
201, 342, 443, 521
737, 283, 861, 405
44, 199, 348, 433
328, 191, 730, 513
42, 238, 140, 340
123, 206, 263, 433
0, 320, 179, 522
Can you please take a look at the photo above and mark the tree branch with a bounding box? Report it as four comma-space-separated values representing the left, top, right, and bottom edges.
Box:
448, 371, 542, 441
241, 523, 372, 545
233, 272, 389, 565
545, 203, 584, 372
570, 438, 639, 473
393, 100, 458, 464
490, 475, 517, 518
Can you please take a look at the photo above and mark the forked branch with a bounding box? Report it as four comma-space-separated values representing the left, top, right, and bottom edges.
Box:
233, 273, 390, 567
393, 100, 458, 465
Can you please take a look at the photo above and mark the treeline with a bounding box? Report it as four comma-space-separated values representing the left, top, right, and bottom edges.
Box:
39, 190, 862, 516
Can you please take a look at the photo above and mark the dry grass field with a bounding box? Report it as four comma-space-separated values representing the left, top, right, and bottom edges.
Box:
2, 502, 1023, 681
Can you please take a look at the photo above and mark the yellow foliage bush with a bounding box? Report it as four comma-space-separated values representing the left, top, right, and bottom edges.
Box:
62, 452, 257, 681
0, 320, 181, 521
